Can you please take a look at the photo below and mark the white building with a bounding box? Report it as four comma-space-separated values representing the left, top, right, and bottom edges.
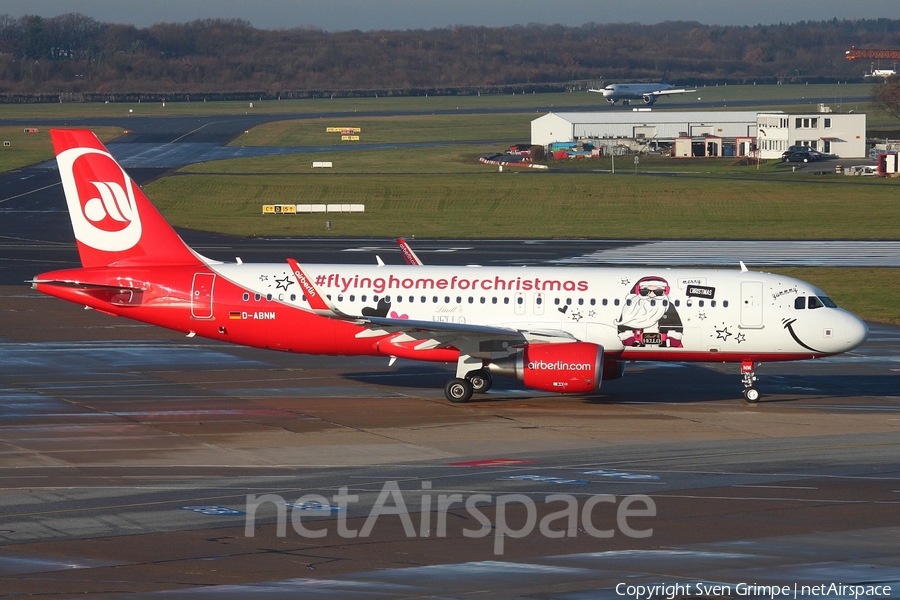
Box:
531, 110, 868, 159
756, 112, 866, 159
532, 111, 766, 147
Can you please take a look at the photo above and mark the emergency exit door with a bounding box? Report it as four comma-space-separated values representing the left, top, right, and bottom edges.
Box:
191, 273, 215, 319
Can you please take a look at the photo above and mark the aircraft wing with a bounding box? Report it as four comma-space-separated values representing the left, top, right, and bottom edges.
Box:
287, 259, 575, 358
647, 88, 696, 97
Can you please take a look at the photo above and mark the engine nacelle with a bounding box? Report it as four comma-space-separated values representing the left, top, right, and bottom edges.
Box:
642, 94, 657, 105
488, 342, 603, 394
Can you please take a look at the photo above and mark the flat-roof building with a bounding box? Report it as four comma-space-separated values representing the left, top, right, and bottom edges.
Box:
531, 110, 867, 159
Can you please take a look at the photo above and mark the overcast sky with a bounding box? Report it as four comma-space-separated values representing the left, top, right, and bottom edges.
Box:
3, 0, 899, 31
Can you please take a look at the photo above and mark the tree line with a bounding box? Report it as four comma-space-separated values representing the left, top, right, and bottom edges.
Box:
1, 14, 900, 98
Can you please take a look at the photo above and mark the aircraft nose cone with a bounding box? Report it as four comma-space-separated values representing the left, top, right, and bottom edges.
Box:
845, 313, 869, 351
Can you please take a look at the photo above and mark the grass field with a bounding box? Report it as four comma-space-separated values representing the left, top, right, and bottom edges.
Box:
156, 122, 900, 241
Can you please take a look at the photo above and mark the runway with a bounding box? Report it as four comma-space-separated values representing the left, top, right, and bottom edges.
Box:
1, 112, 899, 597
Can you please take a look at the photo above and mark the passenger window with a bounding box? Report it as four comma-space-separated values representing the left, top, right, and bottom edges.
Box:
337, 295, 343, 302
554, 298, 560, 305
537, 297, 543, 305
492, 297, 497, 304
566, 298, 572, 305
698, 300, 704, 307
808, 296, 824, 309
517, 297, 523, 305
504, 297, 510, 304
456, 296, 462, 303
590, 298, 596, 306
384, 295, 390, 302
291, 294, 296, 302
711, 300, 716, 307
602, 298, 608, 306
362, 295, 367, 302
479, 297, 485, 304
395, 295, 401, 303
409, 296, 414, 303
421, 296, 426, 303
795, 297, 805, 310
254, 293, 261, 301
614, 299, 620, 306
468, 297, 474, 304
650, 300, 656, 306
242, 292, 250, 301
266, 294, 273, 301
626, 299, 632, 306
723, 300, 728, 308
349, 295, 354, 302
445, 296, 450, 303
674, 299, 680, 307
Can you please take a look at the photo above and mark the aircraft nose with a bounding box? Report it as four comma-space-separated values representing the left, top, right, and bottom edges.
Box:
844, 312, 869, 351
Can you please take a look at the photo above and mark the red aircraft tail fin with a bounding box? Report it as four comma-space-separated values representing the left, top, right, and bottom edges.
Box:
51, 129, 203, 268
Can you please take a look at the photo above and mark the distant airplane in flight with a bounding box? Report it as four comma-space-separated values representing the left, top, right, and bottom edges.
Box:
34, 130, 867, 404
589, 70, 695, 105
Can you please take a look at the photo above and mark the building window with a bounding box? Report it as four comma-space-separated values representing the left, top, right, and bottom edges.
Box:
824, 118, 831, 128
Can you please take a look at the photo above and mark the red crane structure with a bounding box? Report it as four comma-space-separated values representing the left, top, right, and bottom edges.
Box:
845, 46, 900, 60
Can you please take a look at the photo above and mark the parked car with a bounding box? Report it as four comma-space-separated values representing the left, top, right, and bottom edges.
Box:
782, 149, 822, 163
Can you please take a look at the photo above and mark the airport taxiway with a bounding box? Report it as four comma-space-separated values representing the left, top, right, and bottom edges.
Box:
0, 285, 898, 597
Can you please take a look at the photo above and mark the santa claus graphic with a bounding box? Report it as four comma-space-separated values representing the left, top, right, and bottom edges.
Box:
614, 276, 684, 348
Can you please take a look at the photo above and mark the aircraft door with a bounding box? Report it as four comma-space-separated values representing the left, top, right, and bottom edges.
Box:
514, 292, 526, 315
533, 291, 545, 315
740, 281, 764, 328
191, 273, 216, 319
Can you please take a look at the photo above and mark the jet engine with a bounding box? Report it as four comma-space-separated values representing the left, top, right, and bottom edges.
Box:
642, 94, 657, 105
488, 342, 604, 394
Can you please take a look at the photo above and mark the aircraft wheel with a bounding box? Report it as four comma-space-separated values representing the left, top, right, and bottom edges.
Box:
445, 378, 473, 403
743, 387, 761, 403
467, 369, 493, 393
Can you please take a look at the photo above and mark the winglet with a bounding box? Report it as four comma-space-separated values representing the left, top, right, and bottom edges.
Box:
739, 261, 748, 272
286, 258, 334, 313
396, 238, 424, 266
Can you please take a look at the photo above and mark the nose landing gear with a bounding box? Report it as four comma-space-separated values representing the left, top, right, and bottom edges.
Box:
741, 360, 760, 403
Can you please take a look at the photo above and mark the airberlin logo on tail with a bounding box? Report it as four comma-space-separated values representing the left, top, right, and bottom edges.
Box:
56, 147, 142, 252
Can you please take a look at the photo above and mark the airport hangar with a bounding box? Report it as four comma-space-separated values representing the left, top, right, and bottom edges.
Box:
531, 110, 866, 158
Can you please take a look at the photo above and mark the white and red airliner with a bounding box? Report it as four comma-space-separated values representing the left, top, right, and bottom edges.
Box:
33, 130, 868, 403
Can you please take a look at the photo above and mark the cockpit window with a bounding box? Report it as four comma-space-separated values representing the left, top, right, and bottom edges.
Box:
794, 297, 805, 310
819, 296, 837, 308
807, 296, 824, 309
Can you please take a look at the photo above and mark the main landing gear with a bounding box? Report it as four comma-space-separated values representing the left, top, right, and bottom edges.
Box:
444, 356, 493, 403
741, 360, 760, 403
